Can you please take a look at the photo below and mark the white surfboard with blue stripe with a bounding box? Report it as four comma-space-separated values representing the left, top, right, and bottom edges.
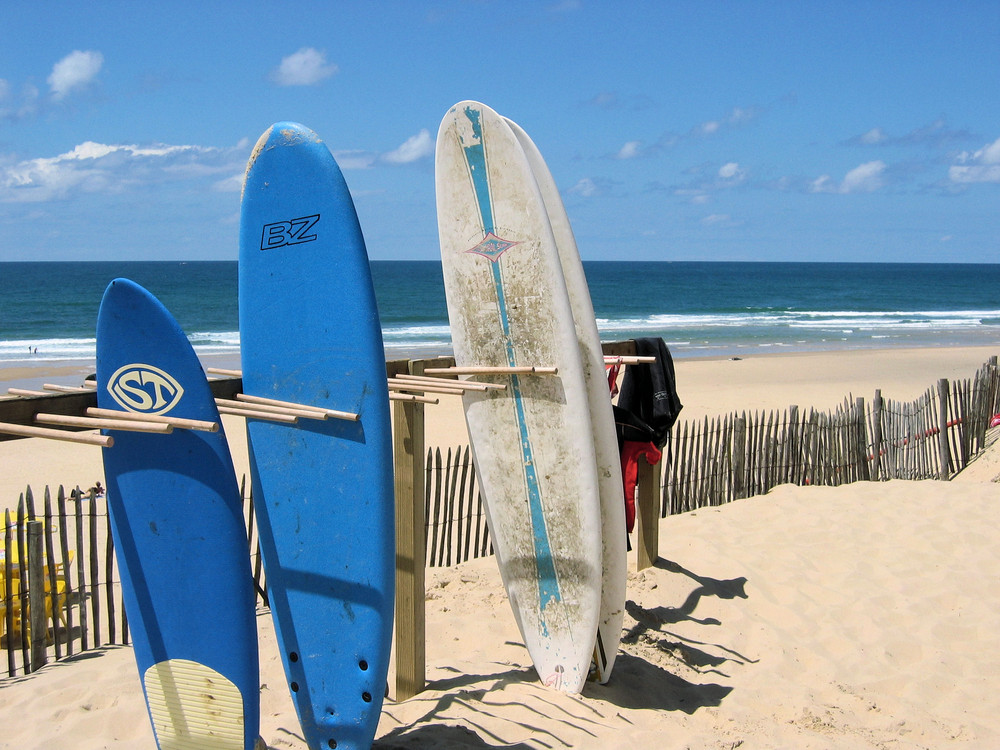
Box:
435, 101, 603, 693
504, 116, 628, 685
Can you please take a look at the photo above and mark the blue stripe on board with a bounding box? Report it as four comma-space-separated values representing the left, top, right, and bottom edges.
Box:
460, 105, 562, 621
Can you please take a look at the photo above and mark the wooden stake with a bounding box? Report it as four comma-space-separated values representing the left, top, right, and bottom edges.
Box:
0, 422, 113, 447
86, 407, 219, 433
35, 414, 173, 434
206, 368, 243, 378
236, 394, 358, 422
422, 366, 558, 376
7, 388, 50, 397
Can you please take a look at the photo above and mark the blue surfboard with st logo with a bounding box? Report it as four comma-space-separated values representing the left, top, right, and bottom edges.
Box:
97, 278, 260, 750
239, 122, 394, 750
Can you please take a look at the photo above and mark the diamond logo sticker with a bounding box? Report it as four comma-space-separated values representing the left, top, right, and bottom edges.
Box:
466, 232, 520, 262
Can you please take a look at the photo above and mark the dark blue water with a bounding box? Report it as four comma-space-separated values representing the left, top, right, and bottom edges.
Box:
2, 261, 1000, 363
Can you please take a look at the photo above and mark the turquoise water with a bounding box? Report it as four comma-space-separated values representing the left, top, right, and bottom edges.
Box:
2, 260, 1000, 364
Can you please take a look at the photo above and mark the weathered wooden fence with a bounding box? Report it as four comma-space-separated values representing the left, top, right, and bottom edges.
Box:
2, 486, 125, 678
423, 445, 492, 568
664, 358, 1000, 514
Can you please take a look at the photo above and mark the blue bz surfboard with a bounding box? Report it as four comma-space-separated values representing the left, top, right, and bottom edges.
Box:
97, 278, 259, 750
239, 122, 394, 750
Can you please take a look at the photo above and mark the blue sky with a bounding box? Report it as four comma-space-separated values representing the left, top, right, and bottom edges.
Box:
1, 1, 997, 263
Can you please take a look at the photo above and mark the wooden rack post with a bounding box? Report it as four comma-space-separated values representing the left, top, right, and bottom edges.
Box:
635, 450, 660, 572
393, 359, 427, 701
603, 340, 662, 571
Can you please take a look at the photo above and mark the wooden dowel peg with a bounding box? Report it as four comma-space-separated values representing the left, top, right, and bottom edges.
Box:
604, 355, 656, 365
390, 393, 439, 405
86, 407, 219, 433
0, 422, 113, 447
387, 380, 475, 397
7, 388, 50, 397
35, 413, 173, 434
387, 380, 450, 395
43, 384, 95, 393
216, 404, 298, 424
206, 368, 243, 378
423, 366, 558, 376
236, 393, 359, 422
215, 398, 326, 421
390, 375, 506, 392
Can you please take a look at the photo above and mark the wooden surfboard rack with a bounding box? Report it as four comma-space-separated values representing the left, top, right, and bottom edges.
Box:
0, 342, 666, 700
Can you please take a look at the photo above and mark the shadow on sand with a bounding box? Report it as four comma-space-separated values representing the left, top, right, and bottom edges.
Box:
374, 557, 754, 746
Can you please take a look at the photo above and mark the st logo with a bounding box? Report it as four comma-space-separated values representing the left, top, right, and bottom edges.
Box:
107, 364, 184, 415
260, 214, 320, 250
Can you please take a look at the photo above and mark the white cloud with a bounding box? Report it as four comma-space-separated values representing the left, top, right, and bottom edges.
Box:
48, 50, 103, 100
841, 160, 886, 193
269, 48, 338, 86
809, 175, 836, 193
381, 129, 433, 164
859, 127, 887, 145
847, 120, 975, 149
701, 213, 732, 226
212, 173, 245, 193
0, 82, 40, 122
810, 160, 886, 194
616, 141, 642, 159
728, 107, 756, 125
695, 106, 759, 138
718, 162, 744, 181
1, 140, 247, 203
949, 136, 1000, 184
333, 149, 378, 170
568, 177, 599, 197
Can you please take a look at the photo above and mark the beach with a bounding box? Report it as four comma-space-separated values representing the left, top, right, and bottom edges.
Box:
2, 345, 999, 748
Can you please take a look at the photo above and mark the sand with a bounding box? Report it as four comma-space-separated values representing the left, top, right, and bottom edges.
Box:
2, 345, 999, 749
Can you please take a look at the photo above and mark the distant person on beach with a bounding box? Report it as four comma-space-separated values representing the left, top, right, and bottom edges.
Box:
90, 481, 105, 497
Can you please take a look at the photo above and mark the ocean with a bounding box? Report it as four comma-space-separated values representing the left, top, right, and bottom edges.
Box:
2, 260, 1000, 366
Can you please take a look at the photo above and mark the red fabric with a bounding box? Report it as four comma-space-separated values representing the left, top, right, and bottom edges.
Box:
606, 363, 621, 397
620, 440, 661, 533
991, 413, 1000, 428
